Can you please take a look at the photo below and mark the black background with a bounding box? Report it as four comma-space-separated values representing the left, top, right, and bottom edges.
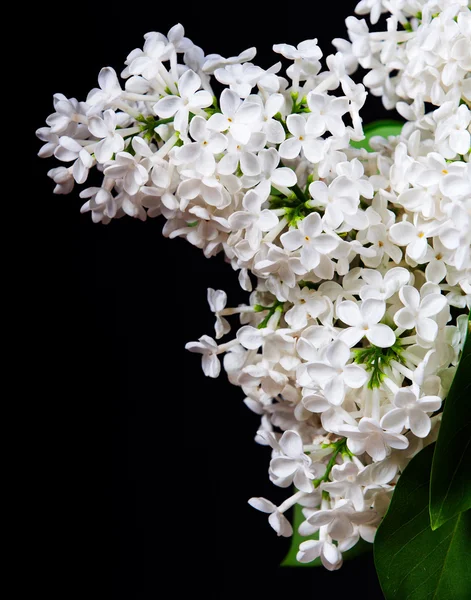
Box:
27, 2, 390, 597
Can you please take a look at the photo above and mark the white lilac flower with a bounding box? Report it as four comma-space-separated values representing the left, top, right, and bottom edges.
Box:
338, 418, 409, 461
252, 148, 297, 200
247, 497, 293, 537
104, 152, 149, 195
207, 288, 230, 340
173, 116, 227, 176
309, 177, 361, 231
394, 285, 448, 343
87, 67, 122, 110
298, 499, 375, 539
202, 47, 257, 74
248, 93, 286, 144
359, 268, 411, 301
38, 8, 471, 570
297, 538, 342, 570
153, 70, 213, 134
279, 114, 325, 163
46, 94, 88, 134
214, 63, 265, 98
88, 109, 125, 163
321, 462, 367, 510
307, 340, 368, 405
185, 335, 221, 378
306, 92, 350, 137
380, 384, 442, 438
280, 213, 339, 273
206, 89, 261, 144
337, 299, 396, 348
273, 39, 322, 61
389, 218, 442, 264
269, 430, 315, 492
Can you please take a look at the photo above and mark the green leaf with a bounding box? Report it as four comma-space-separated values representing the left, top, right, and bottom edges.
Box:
374, 444, 471, 600
350, 119, 404, 151
281, 503, 372, 567
430, 313, 471, 529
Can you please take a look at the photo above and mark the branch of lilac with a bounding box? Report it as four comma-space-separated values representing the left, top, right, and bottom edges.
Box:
37, 1, 471, 571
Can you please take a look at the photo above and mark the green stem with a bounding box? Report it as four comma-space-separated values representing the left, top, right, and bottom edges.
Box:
257, 301, 284, 329
291, 183, 308, 203
313, 438, 349, 488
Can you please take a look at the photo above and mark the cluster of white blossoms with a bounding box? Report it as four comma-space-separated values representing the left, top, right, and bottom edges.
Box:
38, 0, 470, 570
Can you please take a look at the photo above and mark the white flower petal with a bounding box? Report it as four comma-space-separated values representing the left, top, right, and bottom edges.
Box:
237, 325, 264, 349
343, 364, 368, 388
409, 409, 431, 438
366, 324, 395, 348
416, 317, 438, 342
337, 301, 361, 327
380, 408, 406, 433
154, 95, 183, 118
361, 298, 385, 326
280, 430, 303, 458
419, 293, 447, 318
248, 497, 277, 513
271, 167, 297, 188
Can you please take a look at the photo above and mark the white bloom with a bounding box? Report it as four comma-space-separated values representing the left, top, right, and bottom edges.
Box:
253, 148, 297, 200
269, 430, 314, 492
229, 190, 278, 257
380, 384, 442, 438
322, 462, 366, 510
362, 224, 402, 267
299, 499, 375, 539
273, 39, 322, 61
125, 33, 173, 80
435, 104, 471, 159
279, 114, 324, 163
207, 89, 261, 144
185, 335, 221, 378
337, 299, 396, 348
38, 12, 471, 571
307, 93, 349, 137
307, 340, 368, 405
248, 93, 286, 145
104, 152, 148, 195
254, 245, 304, 288
36, 127, 59, 158
207, 288, 230, 340
248, 497, 293, 537
87, 67, 122, 109
281, 213, 338, 273
218, 131, 266, 176
389, 218, 441, 263
394, 286, 447, 343
174, 116, 227, 176
355, 0, 386, 24
47, 166, 74, 195
338, 418, 409, 461
79, 186, 115, 221
88, 109, 125, 163
202, 47, 257, 74
359, 267, 411, 301
165, 23, 193, 53
177, 174, 229, 209
297, 538, 342, 570
154, 70, 213, 134
424, 239, 455, 284
309, 177, 361, 231
215, 63, 264, 98
46, 93, 88, 134
284, 289, 327, 330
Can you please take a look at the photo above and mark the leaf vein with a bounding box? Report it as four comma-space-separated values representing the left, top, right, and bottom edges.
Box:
434, 436, 471, 526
